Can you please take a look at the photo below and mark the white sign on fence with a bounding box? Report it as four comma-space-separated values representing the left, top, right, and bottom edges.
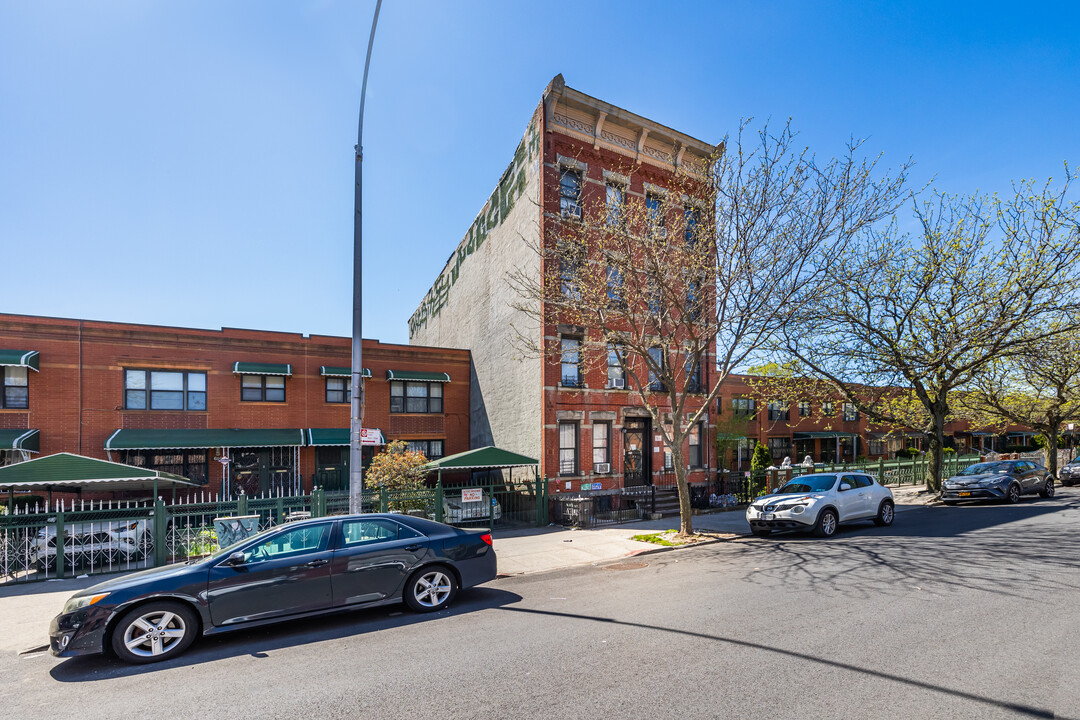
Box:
462, 488, 482, 503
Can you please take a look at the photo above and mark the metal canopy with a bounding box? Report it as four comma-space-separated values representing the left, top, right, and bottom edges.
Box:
232, 362, 292, 376
422, 446, 538, 471
792, 432, 855, 439
0, 349, 39, 371
0, 453, 200, 493
0, 429, 39, 452
306, 428, 384, 446
386, 370, 451, 383
105, 428, 305, 450
321, 366, 371, 378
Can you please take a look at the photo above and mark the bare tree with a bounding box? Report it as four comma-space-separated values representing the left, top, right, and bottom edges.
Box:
510, 121, 910, 535
779, 171, 1080, 492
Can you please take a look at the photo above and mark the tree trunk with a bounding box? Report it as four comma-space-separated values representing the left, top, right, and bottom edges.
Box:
926, 406, 947, 494
671, 444, 694, 536
1047, 426, 1060, 479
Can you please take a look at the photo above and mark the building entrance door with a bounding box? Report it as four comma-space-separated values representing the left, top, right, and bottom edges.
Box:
230, 447, 298, 497
623, 418, 651, 487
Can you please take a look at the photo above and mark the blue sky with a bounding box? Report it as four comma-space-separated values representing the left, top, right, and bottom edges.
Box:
2, 1, 1078, 345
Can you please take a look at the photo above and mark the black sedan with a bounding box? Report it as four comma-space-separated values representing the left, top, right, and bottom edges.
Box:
941, 460, 1054, 504
49, 514, 497, 664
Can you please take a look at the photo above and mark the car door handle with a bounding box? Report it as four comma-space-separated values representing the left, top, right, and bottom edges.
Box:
304, 559, 329, 568
404, 544, 423, 552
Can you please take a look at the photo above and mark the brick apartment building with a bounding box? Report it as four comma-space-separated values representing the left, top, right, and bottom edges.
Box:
408, 75, 719, 492
0, 313, 470, 496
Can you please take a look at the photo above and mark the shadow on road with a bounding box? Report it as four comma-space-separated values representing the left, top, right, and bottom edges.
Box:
48, 586, 521, 682
500, 606, 1067, 720
721, 490, 1080, 601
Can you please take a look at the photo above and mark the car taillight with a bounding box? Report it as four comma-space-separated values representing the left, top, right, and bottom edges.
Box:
480, 533, 492, 546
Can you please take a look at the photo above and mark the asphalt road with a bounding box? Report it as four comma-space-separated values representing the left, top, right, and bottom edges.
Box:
6, 488, 1080, 720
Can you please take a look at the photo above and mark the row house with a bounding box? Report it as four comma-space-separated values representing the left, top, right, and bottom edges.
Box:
0, 313, 469, 496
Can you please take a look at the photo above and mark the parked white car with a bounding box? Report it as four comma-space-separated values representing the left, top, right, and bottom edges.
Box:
746, 472, 895, 538
29, 520, 150, 570
442, 495, 502, 524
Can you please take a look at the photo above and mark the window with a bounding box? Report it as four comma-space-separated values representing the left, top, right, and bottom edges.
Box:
240, 523, 331, 564
1, 367, 28, 409
684, 206, 702, 248
648, 347, 666, 392
559, 240, 583, 298
768, 401, 790, 422
868, 438, 886, 455
325, 377, 350, 404
689, 423, 703, 468
559, 422, 578, 475
686, 355, 704, 394
561, 336, 581, 388
646, 193, 665, 239
606, 265, 624, 306
822, 401, 835, 417
842, 403, 859, 421
592, 422, 611, 467
559, 168, 582, 218
341, 518, 422, 547
606, 183, 624, 226
733, 397, 756, 417
390, 381, 443, 413
241, 374, 285, 402
798, 401, 811, 417
117, 450, 209, 486
768, 437, 793, 460
405, 439, 444, 460
853, 475, 874, 488
125, 369, 207, 410
606, 344, 626, 388
685, 278, 702, 322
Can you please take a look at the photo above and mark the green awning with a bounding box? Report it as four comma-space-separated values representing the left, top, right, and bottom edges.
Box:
0, 429, 39, 452
793, 432, 856, 439
0, 453, 200, 492
105, 428, 305, 450
233, 362, 292, 376
306, 428, 384, 446
422, 446, 537, 471
320, 366, 371, 378
0, 349, 39, 371
386, 370, 451, 383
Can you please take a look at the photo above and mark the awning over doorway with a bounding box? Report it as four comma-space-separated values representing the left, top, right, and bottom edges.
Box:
105, 428, 305, 450
305, 428, 384, 446
0, 429, 39, 452
386, 370, 451, 383
0, 453, 200, 493
793, 432, 854, 439
232, 362, 292, 376
0, 349, 39, 371
422, 446, 538, 471
320, 366, 371, 378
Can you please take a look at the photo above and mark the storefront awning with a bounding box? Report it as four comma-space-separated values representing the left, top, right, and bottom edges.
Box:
0, 349, 39, 371
0, 453, 200, 493
386, 370, 451, 383
320, 366, 372, 378
105, 428, 305, 450
232, 362, 292, 376
793, 432, 855, 439
0, 429, 39, 452
306, 428, 384, 446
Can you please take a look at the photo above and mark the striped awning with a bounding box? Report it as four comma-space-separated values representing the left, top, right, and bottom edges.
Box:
106, 428, 305, 450
0, 429, 39, 452
0, 350, 39, 371
233, 362, 292, 376
386, 370, 451, 382
320, 366, 371, 378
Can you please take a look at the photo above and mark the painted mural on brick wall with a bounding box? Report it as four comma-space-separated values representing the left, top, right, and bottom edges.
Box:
408, 117, 541, 339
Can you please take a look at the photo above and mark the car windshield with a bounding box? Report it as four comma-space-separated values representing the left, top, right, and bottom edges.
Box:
776, 475, 837, 493
957, 462, 1011, 476
1068, 457, 1080, 466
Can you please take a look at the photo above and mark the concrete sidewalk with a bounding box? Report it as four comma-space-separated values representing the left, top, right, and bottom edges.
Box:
0, 485, 930, 657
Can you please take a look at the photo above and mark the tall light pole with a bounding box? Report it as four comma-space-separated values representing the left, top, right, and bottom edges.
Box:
350, 0, 383, 514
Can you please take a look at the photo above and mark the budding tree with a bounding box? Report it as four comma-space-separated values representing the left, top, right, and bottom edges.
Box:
510, 121, 910, 536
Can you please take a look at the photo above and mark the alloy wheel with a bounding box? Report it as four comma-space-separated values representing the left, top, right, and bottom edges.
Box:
1008, 485, 1021, 504
413, 570, 452, 609
121, 609, 187, 658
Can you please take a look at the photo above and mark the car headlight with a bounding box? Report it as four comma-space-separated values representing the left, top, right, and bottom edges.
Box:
792, 505, 806, 514
62, 593, 110, 615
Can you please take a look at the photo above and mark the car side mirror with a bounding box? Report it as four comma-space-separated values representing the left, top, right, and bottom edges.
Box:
224, 551, 246, 566
839, 482, 852, 492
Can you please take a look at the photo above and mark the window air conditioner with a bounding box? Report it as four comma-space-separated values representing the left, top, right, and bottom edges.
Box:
594, 462, 611, 474
609, 377, 625, 389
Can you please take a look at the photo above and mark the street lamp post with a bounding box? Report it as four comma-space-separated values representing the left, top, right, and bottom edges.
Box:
350, 0, 383, 514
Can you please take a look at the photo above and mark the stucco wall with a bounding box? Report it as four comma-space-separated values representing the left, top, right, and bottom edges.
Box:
408, 105, 545, 462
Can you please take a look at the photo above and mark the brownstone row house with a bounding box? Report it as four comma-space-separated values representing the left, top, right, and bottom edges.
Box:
0, 313, 470, 496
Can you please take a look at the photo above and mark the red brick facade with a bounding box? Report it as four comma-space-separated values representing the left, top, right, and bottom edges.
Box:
0, 313, 470, 495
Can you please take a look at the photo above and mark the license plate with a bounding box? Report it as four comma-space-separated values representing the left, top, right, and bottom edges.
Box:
763, 513, 775, 521
959, 492, 971, 497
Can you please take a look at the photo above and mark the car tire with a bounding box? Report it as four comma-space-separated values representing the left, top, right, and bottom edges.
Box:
110, 601, 198, 664
1039, 478, 1055, 499
813, 509, 838, 538
751, 528, 772, 537
1006, 483, 1022, 504
873, 499, 895, 526
942, 500, 956, 506
403, 565, 458, 613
